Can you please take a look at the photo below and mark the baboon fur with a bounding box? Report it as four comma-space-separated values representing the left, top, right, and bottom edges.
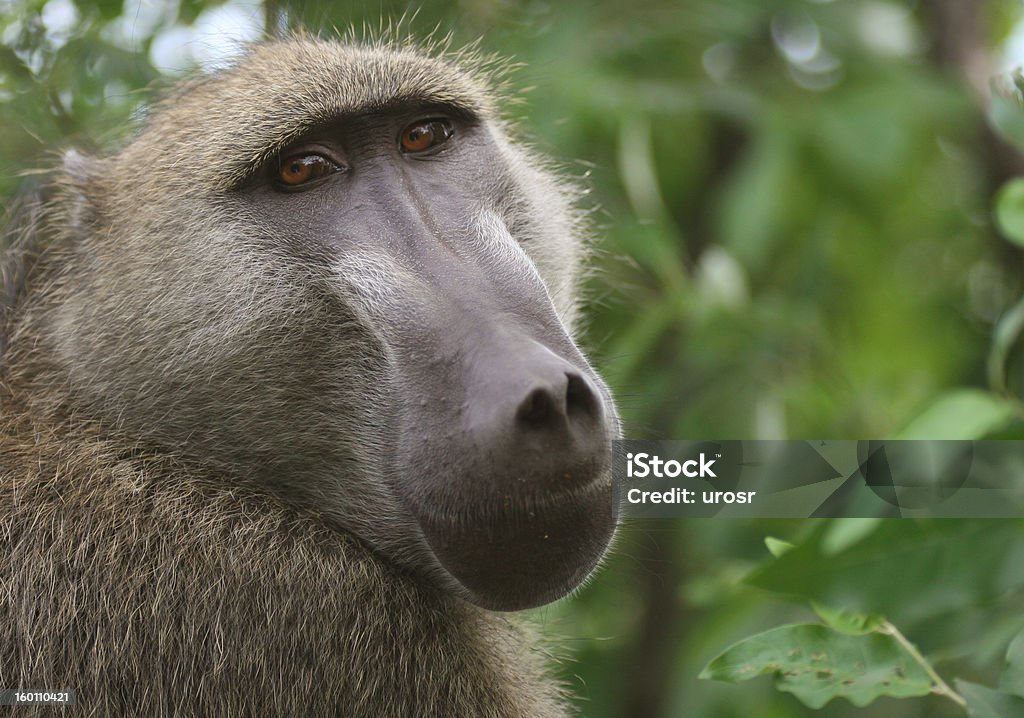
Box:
0, 36, 609, 716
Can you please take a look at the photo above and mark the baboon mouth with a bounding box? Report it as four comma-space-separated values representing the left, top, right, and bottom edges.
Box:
413, 478, 616, 611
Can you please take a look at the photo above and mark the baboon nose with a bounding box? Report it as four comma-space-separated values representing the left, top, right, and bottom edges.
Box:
465, 337, 611, 492
515, 371, 601, 432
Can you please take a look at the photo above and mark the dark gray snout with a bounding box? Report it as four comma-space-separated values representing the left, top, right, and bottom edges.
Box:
398, 322, 617, 611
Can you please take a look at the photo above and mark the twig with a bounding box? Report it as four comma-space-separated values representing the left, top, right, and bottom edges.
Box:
879, 621, 967, 710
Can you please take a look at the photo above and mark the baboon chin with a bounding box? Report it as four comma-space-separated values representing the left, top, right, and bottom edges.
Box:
1, 36, 619, 715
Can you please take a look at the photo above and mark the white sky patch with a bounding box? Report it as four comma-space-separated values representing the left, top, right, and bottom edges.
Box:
148, 24, 193, 73
771, 13, 820, 65
104, 0, 177, 52
855, 1, 919, 57
40, 0, 78, 48
770, 11, 845, 92
149, 0, 264, 75
1003, 15, 1024, 73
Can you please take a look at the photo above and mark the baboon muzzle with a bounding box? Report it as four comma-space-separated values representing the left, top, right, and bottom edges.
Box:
393, 308, 618, 611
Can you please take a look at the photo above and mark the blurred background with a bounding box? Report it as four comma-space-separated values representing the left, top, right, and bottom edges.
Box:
3, 0, 1024, 716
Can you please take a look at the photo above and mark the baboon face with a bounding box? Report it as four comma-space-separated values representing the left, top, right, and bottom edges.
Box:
39, 39, 618, 611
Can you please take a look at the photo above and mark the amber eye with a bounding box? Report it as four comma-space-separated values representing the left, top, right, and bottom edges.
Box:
399, 119, 454, 154
276, 154, 339, 187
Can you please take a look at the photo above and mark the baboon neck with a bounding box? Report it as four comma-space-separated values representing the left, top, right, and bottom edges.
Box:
1, 406, 570, 717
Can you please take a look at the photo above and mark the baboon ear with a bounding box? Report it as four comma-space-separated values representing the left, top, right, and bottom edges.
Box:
61, 149, 99, 237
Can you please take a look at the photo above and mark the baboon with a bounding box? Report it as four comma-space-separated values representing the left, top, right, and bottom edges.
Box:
1, 35, 618, 716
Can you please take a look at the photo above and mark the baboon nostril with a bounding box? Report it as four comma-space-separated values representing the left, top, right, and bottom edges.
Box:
516, 387, 558, 428
565, 372, 598, 419
515, 372, 600, 431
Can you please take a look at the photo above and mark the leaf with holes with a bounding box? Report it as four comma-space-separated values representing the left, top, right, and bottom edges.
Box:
700, 624, 933, 709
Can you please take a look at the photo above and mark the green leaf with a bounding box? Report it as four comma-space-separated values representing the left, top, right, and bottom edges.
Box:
74, 0, 123, 20
764, 536, 795, 558
700, 624, 933, 709
811, 603, 886, 636
995, 178, 1024, 247
894, 389, 1017, 440
746, 522, 1024, 624
821, 519, 883, 555
958, 680, 1024, 718
1000, 630, 1024, 698
989, 296, 1024, 395
716, 126, 794, 271
990, 89, 1024, 151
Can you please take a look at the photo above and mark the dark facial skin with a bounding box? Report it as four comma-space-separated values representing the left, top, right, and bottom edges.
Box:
242, 103, 618, 610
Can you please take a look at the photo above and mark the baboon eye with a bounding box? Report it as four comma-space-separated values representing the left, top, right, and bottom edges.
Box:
399, 119, 454, 154
276, 154, 340, 188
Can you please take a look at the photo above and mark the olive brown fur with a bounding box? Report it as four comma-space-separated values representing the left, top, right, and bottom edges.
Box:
1, 35, 618, 716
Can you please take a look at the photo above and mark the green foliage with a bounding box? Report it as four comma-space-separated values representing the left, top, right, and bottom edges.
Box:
894, 390, 1019, 440
953, 631, 1024, 716
702, 521, 1024, 714
958, 680, 1024, 717
764, 536, 796, 558
1002, 631, 1024, 697
746, 521, 1024, 625
810, 603, 884, 637
700, 623, 934, 709
994, 178, 1024, 248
